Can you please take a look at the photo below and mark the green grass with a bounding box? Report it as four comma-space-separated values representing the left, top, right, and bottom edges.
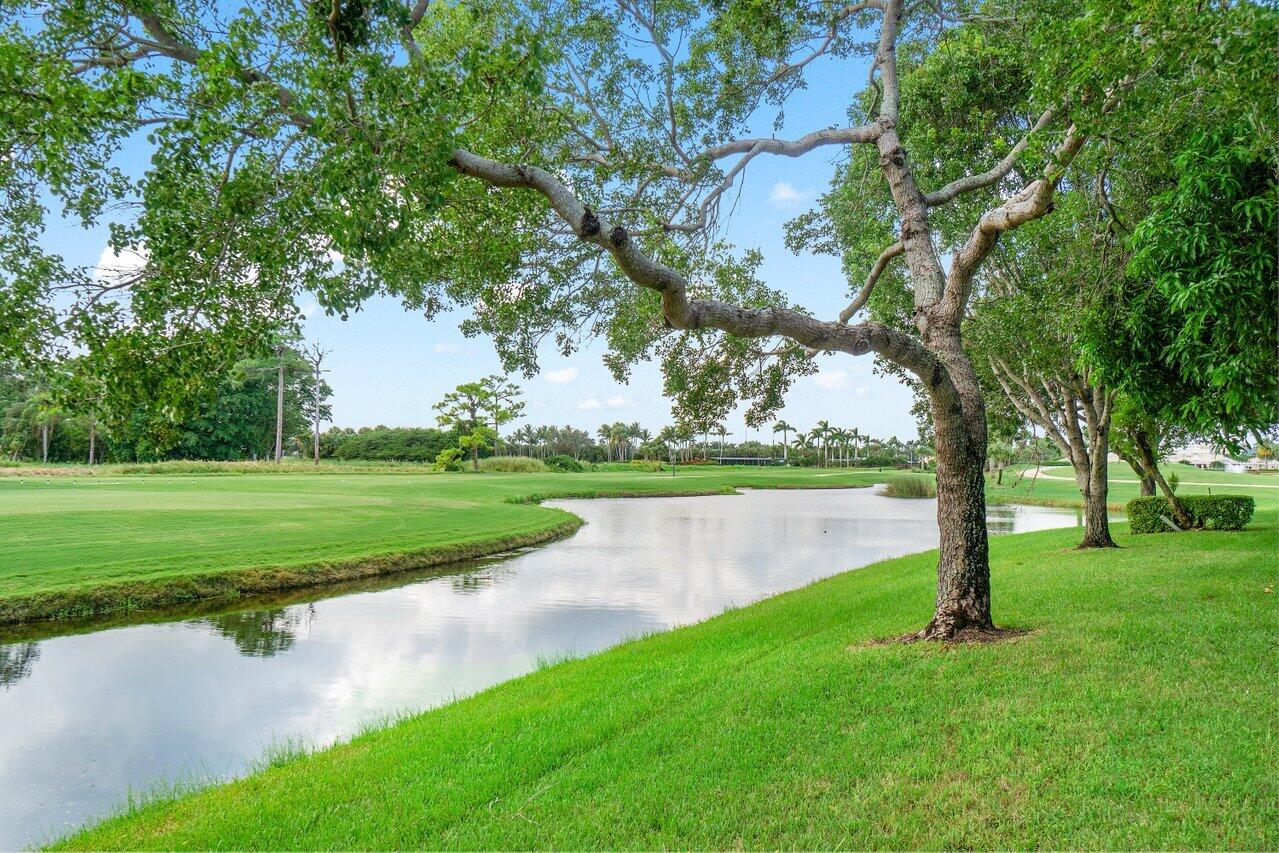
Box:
878, 474, 937, 498
56, 512, 1278, 849
0, 466, 884, 624
985, 461, 1279, 510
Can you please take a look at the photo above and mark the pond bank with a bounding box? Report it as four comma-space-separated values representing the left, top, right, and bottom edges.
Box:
53, 512, 1276, 850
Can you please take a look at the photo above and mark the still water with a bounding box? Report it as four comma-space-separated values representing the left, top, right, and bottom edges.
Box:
0, 489, 1081, 846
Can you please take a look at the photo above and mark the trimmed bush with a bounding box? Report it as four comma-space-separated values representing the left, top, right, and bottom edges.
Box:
878, 476, 936, 499
543, 455, 584, 473
478, 456, 547, 473
1126, 495, 1255, 534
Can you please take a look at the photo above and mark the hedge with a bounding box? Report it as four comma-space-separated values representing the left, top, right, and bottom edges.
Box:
1126, 495, 1255, 534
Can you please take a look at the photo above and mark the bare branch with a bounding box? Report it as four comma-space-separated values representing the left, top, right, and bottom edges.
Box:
924, 107, 1056, 207
839, 240, 902, 322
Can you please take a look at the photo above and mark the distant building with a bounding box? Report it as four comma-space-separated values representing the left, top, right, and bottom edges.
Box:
1167, 442, 1245, 472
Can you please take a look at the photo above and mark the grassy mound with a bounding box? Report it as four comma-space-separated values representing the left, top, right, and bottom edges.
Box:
57, 516, 1277, 850
879, 475, 937, 498
479, 455, 549, 473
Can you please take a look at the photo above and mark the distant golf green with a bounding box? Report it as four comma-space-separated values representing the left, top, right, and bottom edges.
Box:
3, 461, 1272, 625
0, 465, 885, 623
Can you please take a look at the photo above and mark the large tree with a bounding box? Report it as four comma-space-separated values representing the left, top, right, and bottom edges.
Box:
2, 0, 1263, 637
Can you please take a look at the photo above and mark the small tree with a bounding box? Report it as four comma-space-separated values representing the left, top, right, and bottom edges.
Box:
434, 380, 521, 472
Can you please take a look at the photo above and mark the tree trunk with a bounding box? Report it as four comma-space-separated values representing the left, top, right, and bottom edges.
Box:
274, 357, 285, 463
918, 341, 994, 640
1119, 450, 1157, 496
88, 422, 96, 465
1133, 429, 1192, 528
1078, 435, 1117, 548
312, 363, 321, 465
41, 423, 49, 464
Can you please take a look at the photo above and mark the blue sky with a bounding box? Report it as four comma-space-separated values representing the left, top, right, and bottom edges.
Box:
47, 23, 919, 443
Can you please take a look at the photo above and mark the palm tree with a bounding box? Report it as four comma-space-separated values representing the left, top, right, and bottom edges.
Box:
792, 431, 811, 456
831, 427, 848, 467
713, 424, 731, 459
596, 424, 613, 461
814, 419, 832, 466
772, 420, 793, 462
849, 427, 861, 463
513, 424, 537, 456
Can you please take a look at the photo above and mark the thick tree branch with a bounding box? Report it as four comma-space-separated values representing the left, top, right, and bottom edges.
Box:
449, 148, 952, 400
941, 120, 1088, 321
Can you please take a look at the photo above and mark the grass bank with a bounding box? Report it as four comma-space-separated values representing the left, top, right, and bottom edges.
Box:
984, 461, 1279, 510
58, 513, 1277, 849
0, 467, 882, 625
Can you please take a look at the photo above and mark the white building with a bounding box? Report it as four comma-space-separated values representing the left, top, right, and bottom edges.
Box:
1167, 442, 1245, 472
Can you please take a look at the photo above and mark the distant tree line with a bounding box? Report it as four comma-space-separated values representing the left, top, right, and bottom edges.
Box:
0, 344, 330, 463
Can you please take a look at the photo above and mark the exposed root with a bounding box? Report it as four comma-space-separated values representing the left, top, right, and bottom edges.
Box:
861, 625, 1035, 648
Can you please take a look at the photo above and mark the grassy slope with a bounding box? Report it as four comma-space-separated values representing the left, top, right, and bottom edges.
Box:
0, 467, 883, 623
985, 461, 1278, 509
59, 513, 1277, 850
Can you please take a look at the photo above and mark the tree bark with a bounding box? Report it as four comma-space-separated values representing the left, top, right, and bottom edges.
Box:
1078, 432, 1117, 548
88, 421, 96, 465
312, 361, 321, 465
1133, 429, 1192, 528
917, 329, 994, 639
40, 423, 49, 464
274, 354, 285, 463
1115, 448, 1156, 496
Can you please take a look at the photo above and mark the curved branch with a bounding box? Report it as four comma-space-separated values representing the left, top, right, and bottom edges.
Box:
839, 240, 902, 322
696, 122, 881, 163
923, 107, 1056, 207
449, 148, 950, 397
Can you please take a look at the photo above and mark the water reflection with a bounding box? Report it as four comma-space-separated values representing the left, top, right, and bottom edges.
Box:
204, 606, 315, 658
0, 641, 38, 688
0, 489, 1081, 847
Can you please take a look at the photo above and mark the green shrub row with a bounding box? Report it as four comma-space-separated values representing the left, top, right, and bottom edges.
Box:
1126, 495, 1255, 533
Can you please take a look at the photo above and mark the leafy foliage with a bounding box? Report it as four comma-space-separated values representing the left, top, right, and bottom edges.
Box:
1125, 495, 1255, 534
1083, 127, 1277, 446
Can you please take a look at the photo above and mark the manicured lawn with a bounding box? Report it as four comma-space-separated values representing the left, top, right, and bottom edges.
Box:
985, 461, 1279, 509
0, 466, 884, 623
56, 512, 1278, 849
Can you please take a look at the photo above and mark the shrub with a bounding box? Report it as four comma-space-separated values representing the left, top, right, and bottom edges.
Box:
544, 454, 583, 473
479, 455, 548, 473
1126, 495, 1255, 533
879, 476, 936, 499
433, 447, 464, 472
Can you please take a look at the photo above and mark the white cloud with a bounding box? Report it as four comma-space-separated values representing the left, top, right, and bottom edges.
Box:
93, 244, 148, 284
544, 366, 579, 384
432, 343, 461, 355
811, 369, 850, 391
578, 394, 634, 411
854, 384, 870, 398
769, 181, 812, 209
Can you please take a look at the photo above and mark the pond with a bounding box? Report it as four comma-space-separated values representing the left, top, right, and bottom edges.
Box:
0, 488, 1082, 846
